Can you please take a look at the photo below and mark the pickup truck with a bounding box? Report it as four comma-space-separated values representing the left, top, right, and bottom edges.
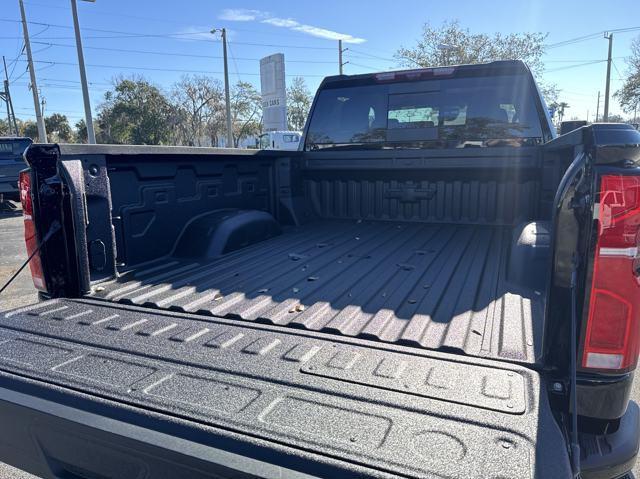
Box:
0, 137, 31, 208
0, 60, 639, 479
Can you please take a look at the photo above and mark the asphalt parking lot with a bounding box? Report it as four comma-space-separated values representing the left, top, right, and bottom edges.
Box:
0, 208, 39, 479
0, 206, 639, 478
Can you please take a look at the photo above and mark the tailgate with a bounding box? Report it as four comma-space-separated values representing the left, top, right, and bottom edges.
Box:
0, 163, 22, 195
0, 299, 571, 478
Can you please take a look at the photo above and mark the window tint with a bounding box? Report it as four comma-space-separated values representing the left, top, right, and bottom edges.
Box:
0, 139, 31, 160
305, 74, 543, 150
305, 86, 386, 146
283, 134, 299, 142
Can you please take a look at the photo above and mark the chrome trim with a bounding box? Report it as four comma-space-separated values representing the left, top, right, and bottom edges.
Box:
599, 247, 639, 258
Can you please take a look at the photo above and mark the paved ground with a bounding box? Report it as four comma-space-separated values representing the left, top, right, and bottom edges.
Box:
0, 208, 39, 479
0, 209, 38, 313
0, 206, 638, 478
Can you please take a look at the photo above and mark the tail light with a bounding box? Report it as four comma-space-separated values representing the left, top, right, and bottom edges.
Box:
582, 174, 640, 371
19, 170, 47, 292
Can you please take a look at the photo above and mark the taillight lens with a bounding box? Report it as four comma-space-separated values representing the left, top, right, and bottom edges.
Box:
18, 170, 47, 292
582, 174, 640, 371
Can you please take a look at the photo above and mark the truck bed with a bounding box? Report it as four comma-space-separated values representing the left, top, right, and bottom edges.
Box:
92, 220, 544, 365
0, 298, 570, 478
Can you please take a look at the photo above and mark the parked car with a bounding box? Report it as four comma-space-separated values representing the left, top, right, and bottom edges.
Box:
0, 137, 31, 206
258, 130, 302, 150
1, 60, 639, 479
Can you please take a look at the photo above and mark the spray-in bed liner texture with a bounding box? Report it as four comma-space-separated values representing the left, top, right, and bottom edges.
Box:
0, 298, 570, 478
94, 220, 544, 364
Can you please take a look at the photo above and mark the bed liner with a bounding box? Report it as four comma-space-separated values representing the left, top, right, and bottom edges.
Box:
94, 220, 544, 365
0, 298, 570, 478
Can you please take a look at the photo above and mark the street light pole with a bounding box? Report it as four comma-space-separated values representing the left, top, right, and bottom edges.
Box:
71, 0, 96, 143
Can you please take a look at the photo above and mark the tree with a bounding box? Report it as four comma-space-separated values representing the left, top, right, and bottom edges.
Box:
540, 84, 560, 109
170, 75, 224, 146
75, 118, 106, 144
286, 77, 312, 131
21, 120, 38, 141
395, 20, 557, 104
44, 113, 73, 142
0, 119, 10, 136
614, 36, 640, 120
229, 81, 262, 147
555, 101, 569, 123
75, 119, 87, 143
606, 113, 626, 124
97, 77, 173, 145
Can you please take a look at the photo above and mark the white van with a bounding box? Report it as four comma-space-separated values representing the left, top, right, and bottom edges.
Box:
258, 131, 302, 150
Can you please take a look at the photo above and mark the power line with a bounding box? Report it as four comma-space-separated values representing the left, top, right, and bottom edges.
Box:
14, 105, 87, 114
211, 40, 335, 50
349, 48, 395, 63
7, 45, 23, 81
544, 60, 607, 73
0, 18, 338, 49
227, 39, 242, 82
612, 60, 625, 81
14, 82, 109, 92
14, 58, 328, 77
349, 61, 383, 71
20, 2, 353, 41
12, 67, 29, 83
29, 41, 337, 63
0, 18, 209, 37
40, 77, 112, 86
546, 32, 603, 49
21, 1, 195, 27
546, 26, 640, 49
2, 33, 341, 49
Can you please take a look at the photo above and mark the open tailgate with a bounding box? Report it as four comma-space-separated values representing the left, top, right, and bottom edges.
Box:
0, 299, 571, 478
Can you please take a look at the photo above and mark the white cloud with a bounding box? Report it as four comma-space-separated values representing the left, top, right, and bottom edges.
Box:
218, 9, 366, 44
219, 9, 264, 22
262, 17, 299, 29
291, 24, 365, 43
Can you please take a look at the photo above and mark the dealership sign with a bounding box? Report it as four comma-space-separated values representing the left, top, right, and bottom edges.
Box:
260, 53, 287, 131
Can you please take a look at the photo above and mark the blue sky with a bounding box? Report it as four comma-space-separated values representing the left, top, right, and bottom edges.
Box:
1, 0, 639, 126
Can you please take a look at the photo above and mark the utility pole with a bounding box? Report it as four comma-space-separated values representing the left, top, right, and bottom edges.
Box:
338, 40, 348, 74
4, 59, 18, 135
603, 32, 613, 122
1, 83, 11, 135
211, 28, 234, 148
18, 0, 46, 142
595, 90, 601, 122
71, 0, 96, 143
2, 56, 18, 135
2, 80, 10, 135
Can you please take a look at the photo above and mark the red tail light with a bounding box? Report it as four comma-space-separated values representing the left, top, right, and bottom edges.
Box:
18, 170, 47, 292
582, 174, 640, 371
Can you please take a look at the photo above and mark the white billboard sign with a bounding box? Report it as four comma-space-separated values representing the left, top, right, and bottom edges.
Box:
260, 53, 287, 131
